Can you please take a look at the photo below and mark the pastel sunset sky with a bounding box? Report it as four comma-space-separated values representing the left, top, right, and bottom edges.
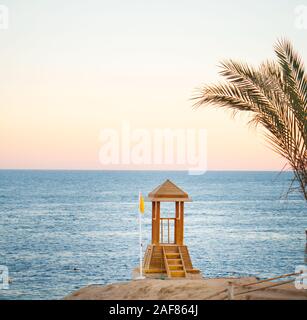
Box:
0, 0, 306, 170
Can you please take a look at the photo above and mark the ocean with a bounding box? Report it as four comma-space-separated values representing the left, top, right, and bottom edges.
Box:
0, 170, 306, 300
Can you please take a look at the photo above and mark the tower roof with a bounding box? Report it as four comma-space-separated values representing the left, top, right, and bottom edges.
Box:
147, 179, 191, 202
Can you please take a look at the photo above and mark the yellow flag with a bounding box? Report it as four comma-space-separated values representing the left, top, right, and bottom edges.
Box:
139, 192, 145, 214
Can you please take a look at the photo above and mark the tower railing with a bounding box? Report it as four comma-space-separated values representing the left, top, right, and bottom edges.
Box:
160, 217, 176, 244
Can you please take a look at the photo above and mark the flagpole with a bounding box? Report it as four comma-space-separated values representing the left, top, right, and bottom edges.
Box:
139, 205, 142, 277
137, 191, 145, 279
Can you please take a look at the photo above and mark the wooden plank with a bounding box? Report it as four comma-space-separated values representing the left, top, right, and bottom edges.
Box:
170, 270, 185, 277
162, 246, 171, 278
143, 246, 151, 269
178, 246, 187, 277
144, 268, 166, 273
167, 259, 182, 265
169, 265, 184, 270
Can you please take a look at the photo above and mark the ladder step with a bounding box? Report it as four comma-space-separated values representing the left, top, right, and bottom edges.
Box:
169, 265, 184, 270
170, 270, 186, 277
166, 253, 180, 258
164, 248, 178, 253
167, 259, 182, 265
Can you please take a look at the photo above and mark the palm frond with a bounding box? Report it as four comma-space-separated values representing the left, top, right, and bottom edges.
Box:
193, 39, 307, 200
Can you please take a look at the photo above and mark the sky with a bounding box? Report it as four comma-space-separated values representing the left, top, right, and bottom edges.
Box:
0, 0, 306, 170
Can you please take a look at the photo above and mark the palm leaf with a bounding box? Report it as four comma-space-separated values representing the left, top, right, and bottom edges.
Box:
193, 39, 307, 200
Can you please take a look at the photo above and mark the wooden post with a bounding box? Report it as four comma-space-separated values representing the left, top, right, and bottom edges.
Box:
174, 201, 184, 245
175, 201, 184, 245
180, 201, 184, 245
177, 201, 184, 246
157, 201, 160, 244
175, 202, 179, 244
152, 201, 160, 245
151, 201, 155, 244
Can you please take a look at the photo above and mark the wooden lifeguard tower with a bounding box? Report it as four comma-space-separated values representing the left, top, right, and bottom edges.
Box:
143, 180, 200, 278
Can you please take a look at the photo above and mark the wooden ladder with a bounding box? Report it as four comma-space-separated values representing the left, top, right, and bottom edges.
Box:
163, 246, 187, 278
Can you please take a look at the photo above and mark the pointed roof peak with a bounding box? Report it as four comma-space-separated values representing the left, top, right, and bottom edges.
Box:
148, 179, 191, 201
